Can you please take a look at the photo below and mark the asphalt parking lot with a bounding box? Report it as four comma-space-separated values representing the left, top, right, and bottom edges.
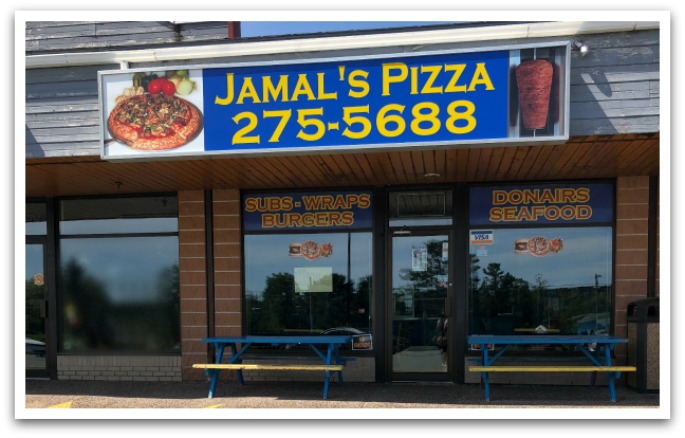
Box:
21, 378, 663, 419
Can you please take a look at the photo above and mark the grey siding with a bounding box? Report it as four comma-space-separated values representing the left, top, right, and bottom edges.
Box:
26, 64, 113, 157
24, 24, 660, 159
569, 30, 659, 135
25, 21, 230, 54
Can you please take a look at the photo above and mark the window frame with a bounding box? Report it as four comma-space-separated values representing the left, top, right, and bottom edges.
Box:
465, 179, 617, 346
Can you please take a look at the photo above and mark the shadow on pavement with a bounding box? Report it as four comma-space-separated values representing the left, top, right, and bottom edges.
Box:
24, 379, 661, 410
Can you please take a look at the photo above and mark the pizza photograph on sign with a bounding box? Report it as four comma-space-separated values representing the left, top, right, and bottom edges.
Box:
513, 236, 563, 257
101, 69, 205, 155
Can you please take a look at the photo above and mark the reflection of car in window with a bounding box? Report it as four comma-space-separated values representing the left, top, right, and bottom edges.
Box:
320, 327, 367, 337
572, 312, 610, 335
26, 338, 46, 357
320, 327, 371, 350
282, 327, 370, 350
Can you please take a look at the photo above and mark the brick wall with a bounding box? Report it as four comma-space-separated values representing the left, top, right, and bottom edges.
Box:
178, 189, 242, 381
179, 190, 209, 380
57, 356, 181, 381
212, 189, 242, 337
614, 176, 653, 362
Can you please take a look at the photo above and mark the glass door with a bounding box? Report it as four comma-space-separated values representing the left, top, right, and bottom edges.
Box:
26, 243, 48, 377
391, 232, 451, 378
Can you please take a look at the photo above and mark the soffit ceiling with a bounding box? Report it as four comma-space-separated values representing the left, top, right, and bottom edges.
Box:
25, 132, 660, 198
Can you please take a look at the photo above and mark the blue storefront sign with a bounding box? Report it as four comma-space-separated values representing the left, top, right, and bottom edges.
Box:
202, 51, 509, 152
469, 183, 614, 226
99, 43, 569, 160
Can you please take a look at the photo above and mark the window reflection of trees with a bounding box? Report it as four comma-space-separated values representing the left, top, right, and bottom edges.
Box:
392, 239, 447, 353
394, 239, 447, 319
470, 255, 611, 337
26, 280, 46, 343
246, 272, 372, 339
61, 258, 180, 352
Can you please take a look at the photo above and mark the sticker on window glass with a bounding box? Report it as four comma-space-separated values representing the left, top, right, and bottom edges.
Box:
470, 230, 494, 245
476, 246, 488, 257
352, 334, 373, 350
514, 236, 563, 257
442, 241, 449, 261
33, 273, 44, 286
412, 248, 427, 272
288, 241, 333, 261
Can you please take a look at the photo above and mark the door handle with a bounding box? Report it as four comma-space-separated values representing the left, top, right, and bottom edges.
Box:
444, 297, 451, 317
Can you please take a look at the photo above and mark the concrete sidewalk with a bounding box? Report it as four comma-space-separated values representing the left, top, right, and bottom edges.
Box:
22, 378, 662, 418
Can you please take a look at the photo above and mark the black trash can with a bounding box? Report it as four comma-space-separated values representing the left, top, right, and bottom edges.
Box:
626, 297, 659, 392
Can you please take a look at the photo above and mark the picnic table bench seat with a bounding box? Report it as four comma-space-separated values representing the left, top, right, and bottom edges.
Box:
197, 335, 352, 400
467, 334, 636, 402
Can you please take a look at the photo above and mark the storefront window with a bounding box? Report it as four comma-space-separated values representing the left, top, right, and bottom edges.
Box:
242, 190, 373, 346
469, 227, 612, 336
244, 233, 372, 339
468, 183, 614, 338
58, 195, 179, 353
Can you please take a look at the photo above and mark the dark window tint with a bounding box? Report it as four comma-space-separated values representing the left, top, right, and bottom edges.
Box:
60, 196, 178, 235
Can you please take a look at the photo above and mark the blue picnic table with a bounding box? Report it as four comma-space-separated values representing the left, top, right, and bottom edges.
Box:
197, 335, 351, 400
467, 334, 634, 402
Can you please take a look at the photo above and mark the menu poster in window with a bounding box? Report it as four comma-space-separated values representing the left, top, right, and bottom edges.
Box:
294, 267, 333, 293
412, 248, 427, 272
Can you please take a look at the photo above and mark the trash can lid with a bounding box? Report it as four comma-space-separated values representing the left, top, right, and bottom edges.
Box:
627, 297, 659, 322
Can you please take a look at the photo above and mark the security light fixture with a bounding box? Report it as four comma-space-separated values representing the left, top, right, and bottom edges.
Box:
573, 39, 590, 56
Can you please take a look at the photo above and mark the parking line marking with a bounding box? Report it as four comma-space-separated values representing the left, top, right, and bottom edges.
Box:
204, 404, 222, 409
47, 401, 73, 409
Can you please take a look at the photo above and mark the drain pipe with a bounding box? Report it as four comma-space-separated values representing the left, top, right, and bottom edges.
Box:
228, 21, 241, 39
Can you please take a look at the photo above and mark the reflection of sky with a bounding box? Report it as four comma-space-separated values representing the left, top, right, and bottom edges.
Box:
60, 218, 178, 235
26, 244, 44, 279
470, 227, 612, 288
26, 222, 47, 235
60, 236, 178, 303
244, 233, 372, 297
